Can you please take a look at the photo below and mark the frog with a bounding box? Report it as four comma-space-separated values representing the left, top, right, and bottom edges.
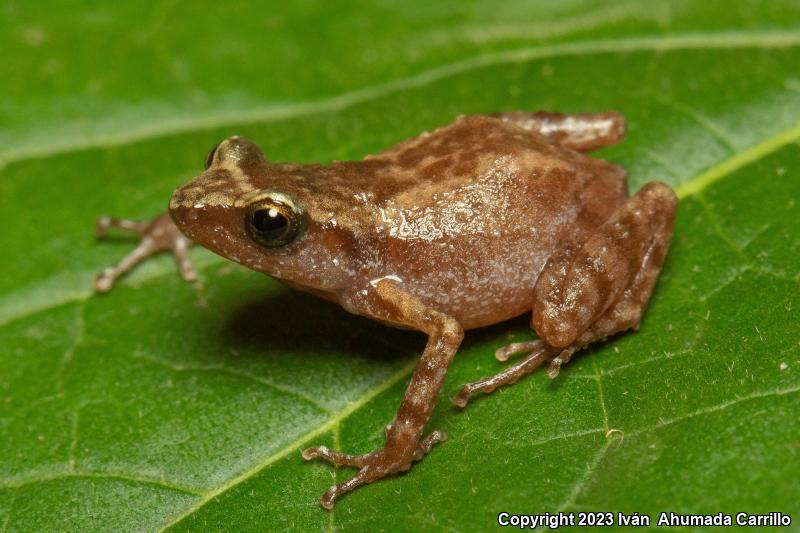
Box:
93, 110, 677, 509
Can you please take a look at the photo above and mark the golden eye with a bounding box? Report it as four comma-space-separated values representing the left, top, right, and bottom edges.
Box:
246, 197, 302, 248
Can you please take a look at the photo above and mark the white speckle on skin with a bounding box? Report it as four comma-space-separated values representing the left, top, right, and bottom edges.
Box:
780, 362, 789, 371
369, 275, 403, 287
353, 191, 374, 203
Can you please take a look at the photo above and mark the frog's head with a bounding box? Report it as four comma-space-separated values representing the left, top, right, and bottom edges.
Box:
169, 136, 360, 293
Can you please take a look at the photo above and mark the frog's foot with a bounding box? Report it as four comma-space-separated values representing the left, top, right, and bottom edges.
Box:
302, 430, 447, 510
452, 342, 576, 408
93, 212, 196, 292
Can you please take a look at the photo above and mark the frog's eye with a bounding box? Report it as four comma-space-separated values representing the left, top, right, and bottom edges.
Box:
204, 142, 221, 170
246, 197, 302, 248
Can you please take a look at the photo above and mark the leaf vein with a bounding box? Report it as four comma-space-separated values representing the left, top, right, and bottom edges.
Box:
695, 193, 748, 259
555, 438, 612, 513
131, 349, 334, 415
628, 384, 800, 436
525, 428, 606, 450
592, 361, 610, 431
643, 150, 683, 179
56, 302, 85, 396
653, 95, 739, 150
570, 347, 695, 379
0, 470, 203, 497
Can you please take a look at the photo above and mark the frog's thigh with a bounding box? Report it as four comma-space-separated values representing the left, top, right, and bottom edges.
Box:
532, 181, 677, 348
491, 110, 626, 151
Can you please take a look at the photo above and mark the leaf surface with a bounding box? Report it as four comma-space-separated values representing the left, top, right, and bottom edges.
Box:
1, 2, 798, 531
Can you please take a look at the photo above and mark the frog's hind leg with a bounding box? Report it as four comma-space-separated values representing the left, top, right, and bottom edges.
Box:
492, 111, 626, 152
453, 181, 677, 407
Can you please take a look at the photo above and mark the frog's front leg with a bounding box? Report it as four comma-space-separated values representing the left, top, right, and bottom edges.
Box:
303, 279, 463, 509
93, 212, 196, 292
454, 181, 677, 406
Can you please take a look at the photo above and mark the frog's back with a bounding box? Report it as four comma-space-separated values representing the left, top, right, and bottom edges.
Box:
349, 115, 627, 238
332, 115, 629, 329
357, 115, 622, 200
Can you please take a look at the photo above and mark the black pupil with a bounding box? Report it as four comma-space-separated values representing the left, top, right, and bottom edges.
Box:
252, 208, 288, 239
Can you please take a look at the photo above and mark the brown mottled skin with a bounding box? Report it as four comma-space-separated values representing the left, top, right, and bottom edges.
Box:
94, 111, 677, 509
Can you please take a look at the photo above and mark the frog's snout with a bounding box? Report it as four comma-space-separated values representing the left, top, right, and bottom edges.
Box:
167, 193, 200, 242
168, 192, 243, 262
168, 183, 220, 241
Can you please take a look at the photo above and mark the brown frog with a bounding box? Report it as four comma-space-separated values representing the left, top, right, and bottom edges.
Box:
94, 111, 677, 509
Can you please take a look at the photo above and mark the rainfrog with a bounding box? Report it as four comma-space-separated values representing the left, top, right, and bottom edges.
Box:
94, 111, 677, 509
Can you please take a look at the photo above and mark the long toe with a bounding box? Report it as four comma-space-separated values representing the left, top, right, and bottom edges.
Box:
302, 445, 377, 468
495, 339, 544, 361
454, 346, 554, 407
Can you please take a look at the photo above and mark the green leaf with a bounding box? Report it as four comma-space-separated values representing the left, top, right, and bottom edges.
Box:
2, 2, 799, 531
